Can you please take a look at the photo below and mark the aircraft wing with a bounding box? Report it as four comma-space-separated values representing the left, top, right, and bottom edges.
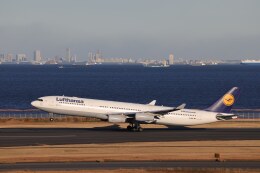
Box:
107, 103, 186, 116
144, 107, 176, 115
143, 103, 186, 115
106, 103, 186, 123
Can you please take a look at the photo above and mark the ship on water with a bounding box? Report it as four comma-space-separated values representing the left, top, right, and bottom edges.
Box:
143, 63, 169, 68
241, 59, 260, 65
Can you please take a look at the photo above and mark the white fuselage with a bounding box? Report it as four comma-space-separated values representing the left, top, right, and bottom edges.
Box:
31, 96, 220, 126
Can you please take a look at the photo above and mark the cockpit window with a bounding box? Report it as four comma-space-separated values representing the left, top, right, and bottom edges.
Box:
37, 99, 43, 102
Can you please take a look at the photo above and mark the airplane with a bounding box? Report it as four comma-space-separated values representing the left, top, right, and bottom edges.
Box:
31, 87, 240, 132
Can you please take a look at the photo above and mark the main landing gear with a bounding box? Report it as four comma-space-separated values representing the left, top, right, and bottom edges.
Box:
127, 122, 143, 132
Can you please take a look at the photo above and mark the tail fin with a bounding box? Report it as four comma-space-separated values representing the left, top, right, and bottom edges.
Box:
205, 87, 240, 113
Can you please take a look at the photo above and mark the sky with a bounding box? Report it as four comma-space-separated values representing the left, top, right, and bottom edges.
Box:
0, 0, 260, 60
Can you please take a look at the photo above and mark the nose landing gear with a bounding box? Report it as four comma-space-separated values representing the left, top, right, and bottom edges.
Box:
49, 113, 54, 122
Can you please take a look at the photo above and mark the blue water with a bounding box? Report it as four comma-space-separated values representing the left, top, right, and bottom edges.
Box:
0, 65, 259, 109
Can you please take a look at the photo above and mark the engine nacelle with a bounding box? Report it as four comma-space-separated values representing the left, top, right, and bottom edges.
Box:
108, 114, 127, 123
135, 113, 154, 122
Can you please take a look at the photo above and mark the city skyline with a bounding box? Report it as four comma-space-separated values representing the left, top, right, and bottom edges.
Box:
0, 0, 260, 60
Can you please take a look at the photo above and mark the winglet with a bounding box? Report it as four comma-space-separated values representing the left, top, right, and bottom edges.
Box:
176, 103, 186, 110
148, 100, 156, 105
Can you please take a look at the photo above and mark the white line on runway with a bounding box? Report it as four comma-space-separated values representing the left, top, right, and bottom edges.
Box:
0, 135, 76, 138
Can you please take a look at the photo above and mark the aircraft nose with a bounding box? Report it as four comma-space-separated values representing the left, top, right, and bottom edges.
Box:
31, 101, 38, 107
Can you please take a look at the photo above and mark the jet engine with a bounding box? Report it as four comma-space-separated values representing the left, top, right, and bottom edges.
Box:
108, 114, 127, 123
135, 113, 155, 122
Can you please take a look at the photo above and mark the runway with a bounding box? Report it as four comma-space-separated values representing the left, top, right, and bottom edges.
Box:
1, 161, 260, 171
0, 127, 260, 147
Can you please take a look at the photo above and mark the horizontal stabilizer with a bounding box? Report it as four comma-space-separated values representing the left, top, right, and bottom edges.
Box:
216, 113, 237, 120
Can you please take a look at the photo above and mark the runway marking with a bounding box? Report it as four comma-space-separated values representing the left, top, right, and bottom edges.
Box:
0, 135, 76, 138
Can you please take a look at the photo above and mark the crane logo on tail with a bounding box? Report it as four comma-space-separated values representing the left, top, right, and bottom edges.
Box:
223, 94, 235, 106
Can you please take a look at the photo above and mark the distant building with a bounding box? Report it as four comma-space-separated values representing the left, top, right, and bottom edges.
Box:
16, 54, 27, 62
162, 59, 167, 66
45, 59, 58, 65
0, 54, 4, 62
5, 53, 13, 62
95, 50, 102, 63
169, 53, 174, 65
88, 52, 94, 62
71, 55, 77, 63
66, 48, 71, 62
34, 50, 41, 62
88, 50, 103, 63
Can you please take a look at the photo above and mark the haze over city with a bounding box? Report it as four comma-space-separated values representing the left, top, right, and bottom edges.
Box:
0, 0, 260, 60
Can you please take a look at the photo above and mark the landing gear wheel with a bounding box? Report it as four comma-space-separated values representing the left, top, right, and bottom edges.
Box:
132, 128, 137, 132
137, 127, 143, 132
127, 125, 132, 131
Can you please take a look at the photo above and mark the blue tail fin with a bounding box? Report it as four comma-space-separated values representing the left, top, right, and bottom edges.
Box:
205, 87, 240, 113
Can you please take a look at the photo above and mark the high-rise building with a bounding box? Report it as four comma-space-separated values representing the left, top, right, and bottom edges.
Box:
95, 50, 102, 63
73, 55, 77, 62
66, 48, 71, 62
169, 53, 174, 65
16, 54, 26, 62
88, 52, 94, 62
0, 54, 4, 62
34, 50, 41, 62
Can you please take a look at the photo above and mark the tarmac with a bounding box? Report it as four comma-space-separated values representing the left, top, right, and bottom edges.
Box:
0, 126, 260, 147
0, 161, 260, 171
1, 127, 260, 171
